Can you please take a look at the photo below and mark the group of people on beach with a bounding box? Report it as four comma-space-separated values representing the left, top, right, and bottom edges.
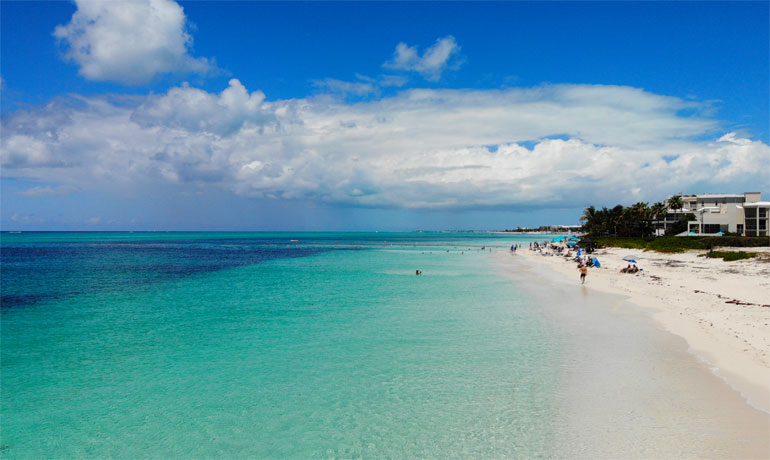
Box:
529, 241, 565, 256
620, 264, 640, 274
529, 240, 596, 284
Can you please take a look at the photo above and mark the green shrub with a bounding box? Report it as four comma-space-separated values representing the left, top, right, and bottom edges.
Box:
593, 236, 769, 253
702, 251, 758, 261
665, 213, 696, 236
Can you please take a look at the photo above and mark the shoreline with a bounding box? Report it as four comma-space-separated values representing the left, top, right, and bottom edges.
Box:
515, 243, 770, 414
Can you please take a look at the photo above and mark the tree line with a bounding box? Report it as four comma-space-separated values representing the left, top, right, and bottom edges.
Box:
580, 196, 694, 238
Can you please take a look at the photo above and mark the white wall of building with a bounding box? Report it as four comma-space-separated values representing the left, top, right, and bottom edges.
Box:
682, 192, 766, 236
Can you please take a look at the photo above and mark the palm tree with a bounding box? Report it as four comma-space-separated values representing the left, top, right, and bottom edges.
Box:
651, 201, 667, 235
667, 195, 683, 212
581, 206, 597, 234
609, 205, 624, 236
664, 195, 685, 235
651, 202, 667, 219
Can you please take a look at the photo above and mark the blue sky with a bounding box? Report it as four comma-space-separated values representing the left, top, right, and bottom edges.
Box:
2, 1, 768, 230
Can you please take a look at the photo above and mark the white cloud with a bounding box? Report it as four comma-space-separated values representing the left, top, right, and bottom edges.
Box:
379, 75, 408, 88
16, 185, 81, 197
53, 0, 211, 85
313, 74, 409, 97
384, 36, 460, 81
1, 81, 767, 210
131, 79, 268, 135
313, 78, 377, 96
11, 213, 45, 223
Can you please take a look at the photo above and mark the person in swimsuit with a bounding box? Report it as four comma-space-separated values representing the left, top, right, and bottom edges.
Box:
579, 265, 588, 284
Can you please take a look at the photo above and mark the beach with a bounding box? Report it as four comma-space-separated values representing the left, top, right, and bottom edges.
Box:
516, 243, 770, 414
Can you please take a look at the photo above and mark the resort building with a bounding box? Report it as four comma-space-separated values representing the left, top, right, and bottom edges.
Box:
657, 192, 769, 236
539, 225, 583, 233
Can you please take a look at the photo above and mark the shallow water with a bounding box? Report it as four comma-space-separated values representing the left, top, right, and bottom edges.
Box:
497, 253, 769, 459
2, 232, 560, 458
2, 232, 767, 459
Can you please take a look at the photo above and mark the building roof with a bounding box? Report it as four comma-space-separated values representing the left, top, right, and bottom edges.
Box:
696, 194, 746, 198
742, 202, 770, 207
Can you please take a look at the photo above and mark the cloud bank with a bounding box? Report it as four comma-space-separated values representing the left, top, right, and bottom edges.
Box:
54, 0, 211, 85
2, 80, 767, 210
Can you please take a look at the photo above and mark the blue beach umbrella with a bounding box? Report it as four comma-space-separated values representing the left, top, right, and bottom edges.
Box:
550, 236, 566, 242
622, 255, 638, 263
567, 241, 577, 247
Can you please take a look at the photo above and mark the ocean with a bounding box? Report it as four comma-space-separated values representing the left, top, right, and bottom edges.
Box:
1, 232, 559, 458
4, 232, 767, 459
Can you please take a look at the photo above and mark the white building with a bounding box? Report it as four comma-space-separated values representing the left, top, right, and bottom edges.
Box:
742, 201, 770, 236
679, 192, 768, 236
539, 225, 583, 233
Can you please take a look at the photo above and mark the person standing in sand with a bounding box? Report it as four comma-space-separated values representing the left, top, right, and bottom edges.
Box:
579, 265, 588, 284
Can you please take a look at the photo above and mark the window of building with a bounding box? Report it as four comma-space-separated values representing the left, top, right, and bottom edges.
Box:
759, 208, 767, 218
704, 224, 721, 234
760, 220, 767, 230
737, 224, 744, 234
745, 208, 757, 218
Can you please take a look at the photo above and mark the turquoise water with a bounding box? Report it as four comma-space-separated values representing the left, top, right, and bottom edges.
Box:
2, 232, 559, 458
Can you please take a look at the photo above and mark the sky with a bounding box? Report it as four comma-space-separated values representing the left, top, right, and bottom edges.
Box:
1, 1, 768, 231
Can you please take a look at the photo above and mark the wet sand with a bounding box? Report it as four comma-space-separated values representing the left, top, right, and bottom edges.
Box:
491, 251, 770, 459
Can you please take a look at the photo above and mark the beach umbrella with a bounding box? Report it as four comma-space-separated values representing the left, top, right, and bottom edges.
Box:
567, 241, 577, 247
550, 236, 566, 242
622, 255, 638, 263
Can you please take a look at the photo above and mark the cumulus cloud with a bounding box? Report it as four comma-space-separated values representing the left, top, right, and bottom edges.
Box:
132, 79, 268, 135
17, 185, 81, 197
1, 81, 767, 210
384, 36, 461, 81
54, 0, 211, 85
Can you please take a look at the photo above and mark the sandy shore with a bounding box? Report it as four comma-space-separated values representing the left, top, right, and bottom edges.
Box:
517, 244, 770, 413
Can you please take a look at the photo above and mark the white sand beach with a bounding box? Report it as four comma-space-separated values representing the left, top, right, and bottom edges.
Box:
517, 244, 770, 414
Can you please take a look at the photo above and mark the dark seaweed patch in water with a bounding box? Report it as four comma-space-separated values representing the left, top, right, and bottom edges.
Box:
1, 293, 60, 309
0, 240, 327, 310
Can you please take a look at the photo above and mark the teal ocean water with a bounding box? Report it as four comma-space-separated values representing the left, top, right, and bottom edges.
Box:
2, 232, 560, 458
